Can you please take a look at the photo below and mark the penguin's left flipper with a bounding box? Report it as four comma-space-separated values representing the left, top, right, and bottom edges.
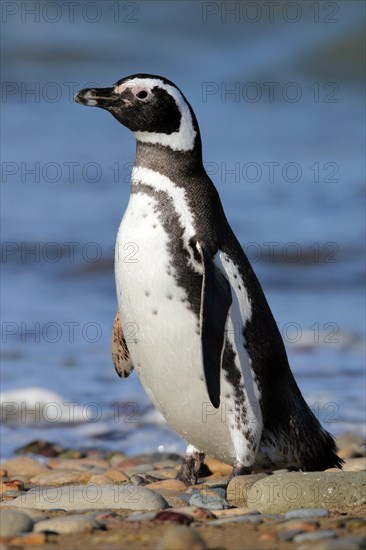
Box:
198, 243, 232, 409
112, 311, 134, 378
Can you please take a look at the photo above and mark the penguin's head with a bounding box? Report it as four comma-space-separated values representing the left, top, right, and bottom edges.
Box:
75, 74, 199, 152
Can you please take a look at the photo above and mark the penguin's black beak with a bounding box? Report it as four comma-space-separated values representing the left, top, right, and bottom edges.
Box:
74, 87, 119, 108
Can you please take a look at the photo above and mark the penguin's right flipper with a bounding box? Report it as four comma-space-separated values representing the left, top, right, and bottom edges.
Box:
198, 243, 232, 409
112, 311, 134, 378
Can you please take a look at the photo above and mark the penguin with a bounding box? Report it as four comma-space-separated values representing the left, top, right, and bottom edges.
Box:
75, 74, 343, 484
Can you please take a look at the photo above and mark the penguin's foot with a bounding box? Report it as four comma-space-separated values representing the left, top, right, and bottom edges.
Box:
177, 451, 205, 485
228, 461, 253, 481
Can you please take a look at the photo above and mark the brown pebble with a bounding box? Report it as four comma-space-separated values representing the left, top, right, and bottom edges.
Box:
47, 457, 109, 470
150, 468, 178, 479
0, 469, 7, 478
108, 453, 128, 468
145, 479, 187, 491
1, 457, 49, 477
30, 469, 91, 485
213, 507, 252, 517
337, 433, 366, 458
259, 531, 278, 541
7, 475, 31, 483
104, 469, 129, 482
342, 457, 366, 471
10, 533, 46, 546
167, 507, 215, 521
204, 456, 232, 476
280, 520, 319, 532
87, 471, 129, 484
0, 480, 24, 493
158, 525, 207, 550
112, 457, 145, 470
88, 474, 114, 485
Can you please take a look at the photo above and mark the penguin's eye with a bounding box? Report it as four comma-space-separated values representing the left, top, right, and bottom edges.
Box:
136, 90, 148, 100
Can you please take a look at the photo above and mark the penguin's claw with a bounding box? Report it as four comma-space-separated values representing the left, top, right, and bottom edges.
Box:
177, 451, 206, 485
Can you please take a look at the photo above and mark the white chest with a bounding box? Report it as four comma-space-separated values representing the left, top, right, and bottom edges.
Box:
114, 191, 236, 461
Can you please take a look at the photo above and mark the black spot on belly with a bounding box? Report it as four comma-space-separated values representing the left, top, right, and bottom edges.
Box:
152, 309, 158, 315
166, 294, 173, 300
152, 224, 157, 229
144, 290, 150, 297
131, 183, 202, 318
142, 213, 147, 218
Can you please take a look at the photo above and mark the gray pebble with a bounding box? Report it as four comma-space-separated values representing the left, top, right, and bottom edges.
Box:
34, 514, 100, 534
125, 511, 158, 522
189, 491, 229, 510
0, 510, 34, 537
2, 483, 168, 511
207, 514, 262, 526
279, 529, 304, 540
261, 513, 285, 520
285, 508, 330, 519
294, 530, 338, 543
309, 536, 366, 550
130, 474, 146, 485
17, 508, 49, 522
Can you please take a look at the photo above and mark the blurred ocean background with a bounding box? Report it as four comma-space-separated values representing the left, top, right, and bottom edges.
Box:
1, 0, 365, 458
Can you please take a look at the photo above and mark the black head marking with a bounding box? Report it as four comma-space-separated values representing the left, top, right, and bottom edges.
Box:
75, 73, 200, 152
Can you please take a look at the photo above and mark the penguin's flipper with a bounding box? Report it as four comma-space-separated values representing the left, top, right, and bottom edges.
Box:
198, 243, 232, 409
112, 311, 134, 378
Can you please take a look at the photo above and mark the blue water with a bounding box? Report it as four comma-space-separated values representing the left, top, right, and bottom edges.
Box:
1, 1, 365, 458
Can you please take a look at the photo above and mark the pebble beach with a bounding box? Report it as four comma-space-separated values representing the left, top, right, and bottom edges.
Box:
0, 435, 365, 549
